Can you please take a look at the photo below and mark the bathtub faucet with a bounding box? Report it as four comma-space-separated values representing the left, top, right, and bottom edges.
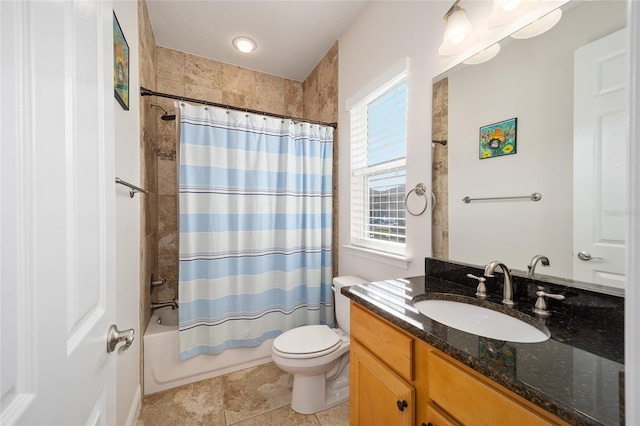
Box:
151, 299, 178, 312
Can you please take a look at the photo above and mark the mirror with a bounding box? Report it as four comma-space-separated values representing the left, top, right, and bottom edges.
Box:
432, 0, 627, 295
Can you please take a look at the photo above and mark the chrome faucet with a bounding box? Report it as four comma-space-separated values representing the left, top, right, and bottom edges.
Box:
527, 255, 550, 278
484, 261, 514, 306
151, 299, 178, 312
533, 287, 565, 317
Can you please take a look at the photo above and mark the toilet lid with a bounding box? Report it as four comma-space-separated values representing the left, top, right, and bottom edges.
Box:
273, 325, 341, 358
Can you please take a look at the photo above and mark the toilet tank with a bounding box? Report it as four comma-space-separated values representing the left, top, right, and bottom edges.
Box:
332, 275, 368, 336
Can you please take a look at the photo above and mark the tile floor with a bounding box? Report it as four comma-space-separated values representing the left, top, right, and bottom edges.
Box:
136, 362, 349, 426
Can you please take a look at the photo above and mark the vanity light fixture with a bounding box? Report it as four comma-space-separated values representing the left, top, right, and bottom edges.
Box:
488, 0, 539, 28
439, 0, 477, 56
510, 8, 562, 39
232, 36, 257, 54
499, 0, 522, 12
463, 43, 501, 65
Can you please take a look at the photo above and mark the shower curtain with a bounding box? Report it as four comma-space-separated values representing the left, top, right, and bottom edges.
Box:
177, 103, 334, 360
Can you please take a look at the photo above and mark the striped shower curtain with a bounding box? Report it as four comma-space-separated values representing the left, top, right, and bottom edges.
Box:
177, 103, 334, 360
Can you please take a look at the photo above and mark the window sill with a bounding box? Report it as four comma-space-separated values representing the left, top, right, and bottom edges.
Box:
342, 245, 412, 270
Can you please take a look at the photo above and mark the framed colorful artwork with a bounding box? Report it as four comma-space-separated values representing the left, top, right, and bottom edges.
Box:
479, 117, 517, 159
113, 12, 129, 110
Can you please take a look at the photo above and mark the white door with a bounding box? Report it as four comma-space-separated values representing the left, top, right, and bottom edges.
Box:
1, 1, 124, 424
573, 28, 628, 289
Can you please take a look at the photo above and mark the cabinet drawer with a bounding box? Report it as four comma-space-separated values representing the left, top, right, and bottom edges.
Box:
350, 303, 414, 381
428, 351, 566, 426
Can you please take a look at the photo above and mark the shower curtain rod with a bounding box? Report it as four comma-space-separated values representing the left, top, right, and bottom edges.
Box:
140, 87, 338, 129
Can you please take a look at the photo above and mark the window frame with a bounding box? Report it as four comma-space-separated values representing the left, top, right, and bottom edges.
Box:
346, 59, 409, 256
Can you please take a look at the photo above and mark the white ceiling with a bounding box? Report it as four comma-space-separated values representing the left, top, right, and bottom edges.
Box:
146, 0, 370, 82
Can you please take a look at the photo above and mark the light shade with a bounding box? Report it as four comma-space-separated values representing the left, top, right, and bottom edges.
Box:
499, 0, 522, 12
232, 36, 257, 53
488, 0, 539, 28
463, 43, 501, 65
439, 6, 476, 56
511, 8, 562, 39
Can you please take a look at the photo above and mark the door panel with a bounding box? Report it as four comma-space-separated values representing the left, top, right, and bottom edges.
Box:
573, 28, 627, 288
0, 1, 116, 424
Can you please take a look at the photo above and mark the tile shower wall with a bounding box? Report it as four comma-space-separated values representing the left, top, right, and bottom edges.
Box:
139, 0, 158, 393
432, 77, 448, 259
153, 44, 339, 301
303, 42, 339, 276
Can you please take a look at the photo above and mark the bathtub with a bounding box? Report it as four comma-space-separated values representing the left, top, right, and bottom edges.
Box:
143, 307, 274, 395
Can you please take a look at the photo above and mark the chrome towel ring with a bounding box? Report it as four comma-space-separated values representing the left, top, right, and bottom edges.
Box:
405, 183, 428, 216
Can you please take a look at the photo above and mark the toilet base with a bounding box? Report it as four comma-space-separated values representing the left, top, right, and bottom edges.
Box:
290, 362, 349, 415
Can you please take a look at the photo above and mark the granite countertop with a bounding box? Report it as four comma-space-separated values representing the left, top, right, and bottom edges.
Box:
342, 258, 624, 426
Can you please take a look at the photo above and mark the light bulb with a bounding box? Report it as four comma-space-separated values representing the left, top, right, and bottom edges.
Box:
439, 6, 476, 56
451, 34, 466, 45
500, 0, 521, 12
488, 0, 539, 28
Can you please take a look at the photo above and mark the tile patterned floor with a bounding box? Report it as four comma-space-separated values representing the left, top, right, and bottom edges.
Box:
136, 362, 349, 426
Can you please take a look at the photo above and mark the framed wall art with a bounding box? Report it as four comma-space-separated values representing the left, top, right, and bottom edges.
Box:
479, 117, 517, 159
113, 12, 129, 110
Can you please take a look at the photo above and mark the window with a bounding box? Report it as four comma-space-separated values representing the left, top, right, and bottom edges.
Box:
348, 67, 407, 255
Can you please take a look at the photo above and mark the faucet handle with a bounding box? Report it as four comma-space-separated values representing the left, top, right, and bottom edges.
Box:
467, 273, 487, 298
533, 288, 565, 316
536, 289, 565, 300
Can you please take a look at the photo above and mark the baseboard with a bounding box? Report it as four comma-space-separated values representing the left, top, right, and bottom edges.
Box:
124, 385, 142, 426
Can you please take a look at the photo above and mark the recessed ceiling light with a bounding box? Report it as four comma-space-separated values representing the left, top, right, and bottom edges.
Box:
233, 36, 257, 54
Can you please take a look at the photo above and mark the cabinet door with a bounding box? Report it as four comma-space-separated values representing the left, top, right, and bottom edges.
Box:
351, 341, 415, 426
425, 402, 460, 426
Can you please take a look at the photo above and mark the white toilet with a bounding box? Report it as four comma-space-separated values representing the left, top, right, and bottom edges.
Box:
271, 275, 368, 414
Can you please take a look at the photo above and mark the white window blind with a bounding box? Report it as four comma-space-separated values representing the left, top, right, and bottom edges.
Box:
349, 73, 407, 255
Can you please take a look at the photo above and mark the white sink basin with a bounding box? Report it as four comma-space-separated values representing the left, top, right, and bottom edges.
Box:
413, 299, 550, 343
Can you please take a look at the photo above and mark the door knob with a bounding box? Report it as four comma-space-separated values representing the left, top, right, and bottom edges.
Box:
396, 400, 408, 412
107, 324, 135, 355
577, 251, 603, 261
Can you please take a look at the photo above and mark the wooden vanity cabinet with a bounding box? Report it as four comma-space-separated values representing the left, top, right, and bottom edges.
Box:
350, 341, 415, 425
349, 302, 570, 426
349, 303, 415, 425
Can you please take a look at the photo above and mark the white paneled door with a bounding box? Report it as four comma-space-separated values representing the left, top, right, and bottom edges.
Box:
573, 28, 628, 289
1, 1, 119, 424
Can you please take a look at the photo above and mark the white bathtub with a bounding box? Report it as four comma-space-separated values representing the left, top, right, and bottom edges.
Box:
143, 307, 274, 395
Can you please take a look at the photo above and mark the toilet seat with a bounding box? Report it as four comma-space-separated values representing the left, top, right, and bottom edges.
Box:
273, 325, 341, 359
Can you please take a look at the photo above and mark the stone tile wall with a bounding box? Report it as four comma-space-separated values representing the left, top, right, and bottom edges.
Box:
432, 77, 449, 259
302, 42, 339, 276
139, 0, 158, 393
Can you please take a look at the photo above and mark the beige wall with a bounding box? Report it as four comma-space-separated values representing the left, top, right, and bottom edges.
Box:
151, 43, 338, 301
114, 1, 143, 421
